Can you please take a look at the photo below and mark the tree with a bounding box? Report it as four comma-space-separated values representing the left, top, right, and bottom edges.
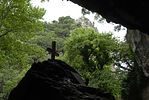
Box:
0, 0, 45, 37
32, 16, 99, 56
43, 16, 80, 37
89, 66, 126, 99
30, 16, 81, 56
121, 60, 145, 100
61, 28, 133, 99
0, 0, 47, 69
0, 0, 47, 99
63, 28, 119, 71
29, 32, 65, 55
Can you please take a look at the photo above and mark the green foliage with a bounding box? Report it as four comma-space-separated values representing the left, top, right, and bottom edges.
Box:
89, 66, 126, 99
63, 28, 119, 71
0, 0, 47, 99
61, 28, 132, 99
32, 16, 96, 56
0, 0, 45, 37
121, 61, 146, 100
113, 42, 134, 71
44, 16, 80, 37
29, 32, 65, 55
1, 66, 30, 99
30, 16, 78, 56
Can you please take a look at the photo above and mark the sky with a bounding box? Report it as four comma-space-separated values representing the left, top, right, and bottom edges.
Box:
31, 0, 126, 41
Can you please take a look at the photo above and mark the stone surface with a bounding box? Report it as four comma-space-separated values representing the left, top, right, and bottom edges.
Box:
126, 29, 149, 77
69, 0, 149, 34
8, 60, 115, 100
126, 29, 149, 100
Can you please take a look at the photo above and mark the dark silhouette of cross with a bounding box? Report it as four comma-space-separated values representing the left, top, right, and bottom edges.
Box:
47, 41, 59, 60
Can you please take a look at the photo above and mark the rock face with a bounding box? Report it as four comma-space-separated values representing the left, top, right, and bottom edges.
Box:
126, 29, 149, 77
126, 29, 149, 100
69, 0, 149, 34
8, 60, 115, 100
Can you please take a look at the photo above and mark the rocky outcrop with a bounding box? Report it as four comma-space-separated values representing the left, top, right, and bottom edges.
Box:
126, 29, 149, 100
126, 29, 149, 77
8, 59, 115, 100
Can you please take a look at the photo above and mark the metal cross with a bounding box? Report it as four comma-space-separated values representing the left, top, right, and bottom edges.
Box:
47, 41, 59, 60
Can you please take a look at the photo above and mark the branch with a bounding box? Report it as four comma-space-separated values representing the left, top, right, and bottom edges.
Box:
119, 65, 131, 71
125, 61, 133, 69
115, 63, 131, 71
123, 59, 133, 69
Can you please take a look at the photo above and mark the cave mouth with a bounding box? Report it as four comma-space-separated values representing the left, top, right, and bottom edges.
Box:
69, 0, 149, 34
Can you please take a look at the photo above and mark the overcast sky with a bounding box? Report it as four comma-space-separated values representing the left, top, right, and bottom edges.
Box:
31, 0, 126, 41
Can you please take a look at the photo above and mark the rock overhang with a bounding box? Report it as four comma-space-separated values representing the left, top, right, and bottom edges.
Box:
69, 0, 149, 34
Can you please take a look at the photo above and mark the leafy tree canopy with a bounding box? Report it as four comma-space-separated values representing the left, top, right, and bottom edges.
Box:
62, 28, 133, 99
0, 0, 47, 99
43, 16, 80, 37
63, 28, 120, 71
0, 0, 45, 37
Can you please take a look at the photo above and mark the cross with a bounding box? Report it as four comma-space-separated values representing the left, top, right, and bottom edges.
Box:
47, 41, 59, 60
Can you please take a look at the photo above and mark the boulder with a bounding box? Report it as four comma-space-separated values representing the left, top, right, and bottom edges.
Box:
8, 59, 115, 100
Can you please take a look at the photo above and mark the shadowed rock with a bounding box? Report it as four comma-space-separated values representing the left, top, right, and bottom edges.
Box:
70, 0, 149, 34
8, 59, 115, 100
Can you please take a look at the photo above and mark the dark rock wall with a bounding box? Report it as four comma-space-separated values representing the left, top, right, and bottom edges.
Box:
126, 29, 149, 77
126, 29, 149, 100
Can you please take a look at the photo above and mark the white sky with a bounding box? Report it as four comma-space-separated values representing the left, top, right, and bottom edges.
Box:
31, 0, 126, 41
